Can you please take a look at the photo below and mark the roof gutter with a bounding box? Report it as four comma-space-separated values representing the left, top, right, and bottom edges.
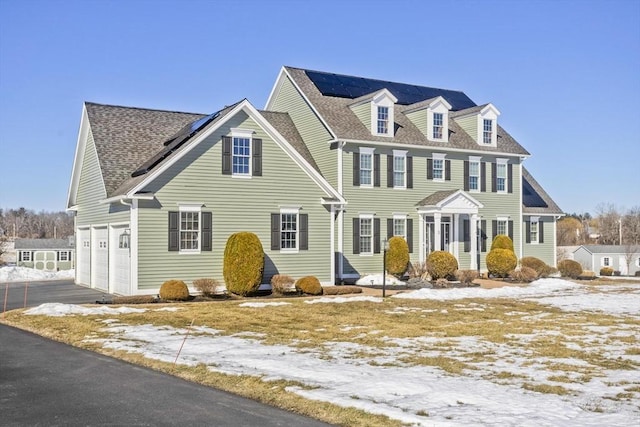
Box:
99, 193, 156, 205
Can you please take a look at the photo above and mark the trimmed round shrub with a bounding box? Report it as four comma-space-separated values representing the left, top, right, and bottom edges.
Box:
558, 259, 583, 279
426, 251, 458, 280
491, 234, 515, 252
509, 266, 538, 283
386, 236, 410, 276
486, 248, 518, 278
599, 267, 614, 276
159, 280, 189, 301
223, 232, 264, 296
295, 276, 323, 295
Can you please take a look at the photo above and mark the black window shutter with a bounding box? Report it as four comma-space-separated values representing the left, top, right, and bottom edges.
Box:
299, 214, 308, 250
463, 219, 470, 252
387, 155, 394, 188
481, 162, 487, 192
252, 138, 262, 176
463, 161, 469, 191
387, 218, 393, 239
492, 220, 498, 240
407, 156, 413, 188
201, 212, 212, 251
507, 163, 513, 193
271, 213, 280, 250
407, 218, 413, 253
491, 162, 497, 192
445, 160, 451, 181
526, 220, 531, 243
374, 218, 380, 253
539, 220, 545, 243
508, 220, 514, 240
427, 158, 433, 180
374, 154, 380, 187
353, 218, 360, 254
481, 220, 487, 252
18, 251, 21, 262
168, 211, 179, 251
353, 153, 360, 186
222, 136, 232, 175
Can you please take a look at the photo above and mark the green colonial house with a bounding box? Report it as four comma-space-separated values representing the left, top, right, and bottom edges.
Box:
67, 66, 562, 295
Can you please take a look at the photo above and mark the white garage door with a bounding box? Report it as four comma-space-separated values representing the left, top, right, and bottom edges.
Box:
77, 229, 91, 285
92, 227, 109, 291
110, 225, 131, 295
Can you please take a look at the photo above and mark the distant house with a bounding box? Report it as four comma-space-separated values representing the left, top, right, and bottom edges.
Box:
573, 245, 640, 276
15, 238, 75, 271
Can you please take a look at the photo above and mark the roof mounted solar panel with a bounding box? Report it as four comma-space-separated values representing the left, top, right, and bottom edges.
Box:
305, 69, 477, 110
522, 178, 548, 208
132, 111, 220, 177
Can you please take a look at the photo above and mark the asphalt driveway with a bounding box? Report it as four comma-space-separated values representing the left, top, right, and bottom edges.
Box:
0, 280, 331, 426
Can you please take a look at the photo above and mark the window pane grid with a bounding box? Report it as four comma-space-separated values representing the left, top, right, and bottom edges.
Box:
483, 119, 493, 144
393, 218, 406, 239
530, 221, 538, 243
433, 159, 443, 180
469, 161, 479, 190
497, 220, 507, 236
497, 163, 506, 192
377, 106, 388, 134
280, 213, 297, 249
360, 153, 372, 185
180, 211, 199, 250
433, 112, 443, 139
232, 137, 250, 175
360, 218, 372, 254
393, 156, 405, 187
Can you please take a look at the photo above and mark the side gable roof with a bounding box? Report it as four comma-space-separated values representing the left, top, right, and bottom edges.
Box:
270, 66, 529, 156
15, 239, 74, 250
522, 167, 563, 215
576, 245, 634, 254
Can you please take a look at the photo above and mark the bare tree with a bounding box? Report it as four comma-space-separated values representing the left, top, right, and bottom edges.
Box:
595, 203, 622, 244
623, 244, 639, 276
0, 208, 74, 240
557, 217, 583, 245
624, 206, 640, 245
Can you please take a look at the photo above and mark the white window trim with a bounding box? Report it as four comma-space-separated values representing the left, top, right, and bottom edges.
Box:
432, 153, 446, 182
393, 149, 407, 189
393, 214, 407, 240
370, 92, 395, 137
359, 147, 375, 188
359, 214, 374, 256
530, 216, 540, 244
476, 104, 500, 146
59, 251, 70, 261
427, 101, 450, 143
496, 158, 508, 194
496, 215, 509, 236
602, 256, 611, 267
21, 251, 32, 262
468, 155, 481, 192
279, 207, 300, 253
230, 128, 253, 178
178, 204, 202, 254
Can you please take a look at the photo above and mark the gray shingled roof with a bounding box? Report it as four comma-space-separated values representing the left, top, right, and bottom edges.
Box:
283, 67, 530, 156
415, 190, 458, 207
85, 101, 322, 199
15, 239, 74, 250
85, 102, 204, 198
577, 245, 638, 254
522, 167, 563, 215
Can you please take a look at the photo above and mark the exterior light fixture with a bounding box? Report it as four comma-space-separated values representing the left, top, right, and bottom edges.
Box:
119, 229, 130, 249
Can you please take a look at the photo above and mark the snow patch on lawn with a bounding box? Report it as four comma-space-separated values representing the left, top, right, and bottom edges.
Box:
0, 266, 75, 282
304, 296, 382, 304
238, 302, 291, 308
24, 302, 146, 317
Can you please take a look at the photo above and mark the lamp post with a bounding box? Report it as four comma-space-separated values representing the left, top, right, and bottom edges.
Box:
382, 239, 389, 298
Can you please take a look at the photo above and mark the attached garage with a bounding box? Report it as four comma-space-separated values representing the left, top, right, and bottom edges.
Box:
77, 229, 91, 285
92, 227, 109, 291
110, 225, 131, 295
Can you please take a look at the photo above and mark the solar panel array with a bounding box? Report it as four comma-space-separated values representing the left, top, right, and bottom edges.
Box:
522, 178, 548, 208
305, 70, 477, 111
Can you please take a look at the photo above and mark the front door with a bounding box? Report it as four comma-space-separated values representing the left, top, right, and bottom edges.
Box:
425, 218, 435, 256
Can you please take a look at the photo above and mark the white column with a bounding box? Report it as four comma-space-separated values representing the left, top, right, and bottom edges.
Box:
434, 212, 442, 251
130, 199, 138, 295
470, 213, 478, 270
329, 206, 335, 285
453, 214, 459, 259
418, 214, 424, 262
337, 208, 343, 282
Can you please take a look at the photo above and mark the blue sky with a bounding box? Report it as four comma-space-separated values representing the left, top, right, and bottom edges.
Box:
0, 0, 638, 214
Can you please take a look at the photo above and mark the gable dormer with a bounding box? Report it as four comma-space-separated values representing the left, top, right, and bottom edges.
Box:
453, 103, 501, 147
349, 89, 397, 137
405, 96, 452, 143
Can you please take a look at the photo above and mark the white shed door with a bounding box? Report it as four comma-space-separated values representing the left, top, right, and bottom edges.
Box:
110, 226, 131, 295
619, 256, 628, 275
77, 229, 91, 285
92, 227, 109, 291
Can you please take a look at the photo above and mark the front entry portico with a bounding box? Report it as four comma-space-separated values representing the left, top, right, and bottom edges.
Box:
416, 190, 484, 270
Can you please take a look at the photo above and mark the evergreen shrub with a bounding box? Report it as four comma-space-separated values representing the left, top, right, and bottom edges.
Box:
558, 259, 583, 279
223, 232, 264, 296
159, 280, 189, 301
520, 257, 547, 278
295, 276, 323, 295
491, 234, 515, 252
486, 249, 518, 278
426, 251, 458, 280
386, 236, 410, 276
599, 267, 614, 276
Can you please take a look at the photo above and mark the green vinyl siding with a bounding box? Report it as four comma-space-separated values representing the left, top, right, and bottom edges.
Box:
268, 76, 337, 187
350, 103, 371, 133
454, 115, 477, 142
136, 112, 333, 290
523, 215, 556, 266
405, 110, 427, 136
341, 144, 523, 275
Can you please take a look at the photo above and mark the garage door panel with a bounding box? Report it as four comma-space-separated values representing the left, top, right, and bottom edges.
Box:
78, 229, 91, 285
92, 228, 108, 291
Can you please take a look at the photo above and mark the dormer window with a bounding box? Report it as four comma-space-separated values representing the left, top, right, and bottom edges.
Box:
483, 119, 493, 144
433, 113, 443, 139
377, 106, 389, 135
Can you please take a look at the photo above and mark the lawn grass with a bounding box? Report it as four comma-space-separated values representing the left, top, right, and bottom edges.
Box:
2, 292, 639, 425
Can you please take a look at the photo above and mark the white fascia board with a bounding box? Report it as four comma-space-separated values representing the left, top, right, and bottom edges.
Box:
66, 104, 90, 209
481, 103, 501, 117
99, 193, 156, 205
340, 138, 530, 159
265, 66, 287, 109
429, 96, 452, 111
265, 67, 337, 140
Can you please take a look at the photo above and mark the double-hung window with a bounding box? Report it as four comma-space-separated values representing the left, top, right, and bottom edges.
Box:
359, 216, 373, 255
530, 219, 539, 244
393, 152, 406, 188
433, 158, 444, 180
603, 257, 611, 267
377, 106, 389, 135
469, 159, 480, 191
180, 210, 200, 251
59, 251, 70, 261
232, 136, 250, 176
496, 161, 507, 193
393, 217, 406, 240
496, 219, 507, 236
483, 119, 493, 144
280, 211, 298, 250
21, 251, 32, 262
359, 148, 374, 187
433, 112, 443, 139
